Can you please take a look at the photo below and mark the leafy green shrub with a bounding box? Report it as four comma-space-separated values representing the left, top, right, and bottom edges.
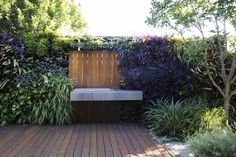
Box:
173, 38, 211, 65
51, 37, 79, 54
199, 107, 226, 131
188, 129, 236, 157
174, 37, 236, 102
182, 97, 209, 134
144, 98, 194, 139
0, 84, 33, 126
22, 32, 79, 57
31, 74, 73, 125
0, 73, 73, 126
22, 33, 49, 57
143, 96, 227, 139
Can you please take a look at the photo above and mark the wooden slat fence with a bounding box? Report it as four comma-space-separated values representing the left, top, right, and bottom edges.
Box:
69, 51, 120, 88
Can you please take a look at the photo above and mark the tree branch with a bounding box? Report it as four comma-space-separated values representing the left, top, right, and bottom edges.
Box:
205, 57, 225, 97
230, 90, 236, 99
190, 2, 205, 40
214, 16, 227, 83
223, 17, 228, 54
228, 49, 236, 80
167, 20, 185, 41
230, 76, 236, 85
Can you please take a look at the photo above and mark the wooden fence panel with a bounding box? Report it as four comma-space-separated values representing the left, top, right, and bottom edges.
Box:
69, 51, 120, 88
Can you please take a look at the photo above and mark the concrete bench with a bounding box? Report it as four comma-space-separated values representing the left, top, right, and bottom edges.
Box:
70, 88, 143, 101
70, 88, 143, 122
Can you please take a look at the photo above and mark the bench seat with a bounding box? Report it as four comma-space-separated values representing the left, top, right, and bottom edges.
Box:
70, 88, 143, 101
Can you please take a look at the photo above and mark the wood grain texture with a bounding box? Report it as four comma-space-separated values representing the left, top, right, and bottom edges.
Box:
68, 51, 120, 88
0, 124, 171, 157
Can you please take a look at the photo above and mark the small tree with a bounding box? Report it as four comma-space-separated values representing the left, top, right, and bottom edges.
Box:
0, 0, 86, 36
146, 0, 236, 120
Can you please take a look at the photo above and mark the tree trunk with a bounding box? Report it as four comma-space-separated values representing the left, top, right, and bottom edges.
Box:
224, 96, 230, 121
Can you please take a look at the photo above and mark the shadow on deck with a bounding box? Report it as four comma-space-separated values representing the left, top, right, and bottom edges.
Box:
0, 123, 171, 157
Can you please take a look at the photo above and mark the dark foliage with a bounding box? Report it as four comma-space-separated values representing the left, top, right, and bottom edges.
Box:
0, 30, 24, 59
117, 37, 191, 100
0, 30, 24, 92
120, 101, 145, 122
18, 56, 68, 86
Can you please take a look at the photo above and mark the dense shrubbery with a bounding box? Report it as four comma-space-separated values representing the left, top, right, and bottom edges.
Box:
188, 129, 236, 157
0, 73, 73, 126
0, 0, 83, 126
143, 97, 227, 139
0, 29, 234, 131
117, 37, 191, 100
0, 30, 73, 126
173, 37, 230, 99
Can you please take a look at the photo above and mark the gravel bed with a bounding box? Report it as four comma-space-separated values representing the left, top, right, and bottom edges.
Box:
150, 132, 192, 157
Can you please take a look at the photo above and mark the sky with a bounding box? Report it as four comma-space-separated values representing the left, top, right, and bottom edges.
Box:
78, 0, 171, 36
77, 0, 235, 37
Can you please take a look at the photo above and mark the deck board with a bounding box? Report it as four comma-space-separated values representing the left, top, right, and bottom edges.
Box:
118, 124, 140, 157
0, 123, 171, 157
0, 126, 31, 156
81, 124, 90, 157
73, 124, 85, 157
25, 126, 50, 157
124, 124, 147, 157
112, 124, 131, 157
17, 126, 44, 157
103, 124, 114, 157
97, 124, 106, 157
64, 125, 79, 157
108, 124, 122, 157
49, 127, 67, 157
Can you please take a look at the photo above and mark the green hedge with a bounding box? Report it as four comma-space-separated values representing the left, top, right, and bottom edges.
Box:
22, 32, 79, 57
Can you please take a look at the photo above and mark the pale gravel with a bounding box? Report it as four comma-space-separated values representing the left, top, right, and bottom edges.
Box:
150, 132, 192, 157
165, 141, 190, 157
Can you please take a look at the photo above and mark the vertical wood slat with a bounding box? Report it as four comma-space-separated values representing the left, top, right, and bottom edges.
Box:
69, 51, 120, 88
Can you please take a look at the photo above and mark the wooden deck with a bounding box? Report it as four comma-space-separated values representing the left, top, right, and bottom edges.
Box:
0, 123, 171, 157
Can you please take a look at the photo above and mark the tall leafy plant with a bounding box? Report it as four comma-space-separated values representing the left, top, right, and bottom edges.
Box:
144, 98, 194, 139
31, 74, 73, 125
